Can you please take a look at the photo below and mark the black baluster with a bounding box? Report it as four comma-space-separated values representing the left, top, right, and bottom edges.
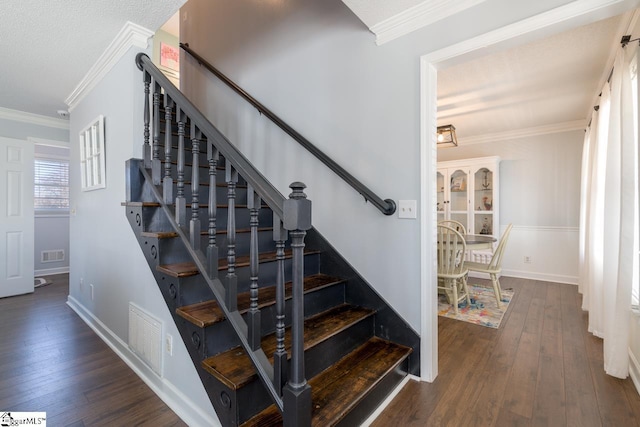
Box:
273, 215, 288, 395
225, 163, 238, 311
175, 108, 186, 226
163, 95, 174, 204
247, 185, 261, 350
143, 71, 151, 168
190, 123, 201, 250
207, 143, 219, 277
152, 81, 161, 185
282, 182, 312, 427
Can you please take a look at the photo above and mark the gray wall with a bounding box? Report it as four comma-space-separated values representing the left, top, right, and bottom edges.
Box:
180, 0, 578, 330
68, 45, 216, 423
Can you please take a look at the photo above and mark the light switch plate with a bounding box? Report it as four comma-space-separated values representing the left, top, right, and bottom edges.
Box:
398, 200, 417, 219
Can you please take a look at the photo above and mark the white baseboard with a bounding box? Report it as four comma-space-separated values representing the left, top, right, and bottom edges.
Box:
630, 349, 640, 396
360, 374, 418, 426
35, 267, 70, 276
66, 295, 220, 427
501, 269, 577, 285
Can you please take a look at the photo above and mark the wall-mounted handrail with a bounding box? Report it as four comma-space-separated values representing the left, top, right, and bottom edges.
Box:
180, 42, 397, 216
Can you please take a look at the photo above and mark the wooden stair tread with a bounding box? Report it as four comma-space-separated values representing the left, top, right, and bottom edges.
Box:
141, 227, 272, 239
156, 261, 200, 278
157, 249, 320, 277
241, 337, 412, 427
202, 304, 375, 390
121, 201, 161, 207
176, 274, 346, 327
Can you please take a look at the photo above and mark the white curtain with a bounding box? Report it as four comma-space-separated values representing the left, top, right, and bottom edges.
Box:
578, 44, 639, 379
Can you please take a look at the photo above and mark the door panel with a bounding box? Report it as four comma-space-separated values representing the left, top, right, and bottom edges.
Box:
0, 137, 34, 298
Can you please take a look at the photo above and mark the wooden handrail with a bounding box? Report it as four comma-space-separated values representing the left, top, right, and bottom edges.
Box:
180, 42, 397, 216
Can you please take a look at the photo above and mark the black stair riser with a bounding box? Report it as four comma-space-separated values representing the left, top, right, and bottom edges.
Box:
233, 314, 375, 424
233, 253, 320, 294
188, 281, 347, 359
170, 183, 252, 206
336, 357, 410, 427
306, 229, 422, 376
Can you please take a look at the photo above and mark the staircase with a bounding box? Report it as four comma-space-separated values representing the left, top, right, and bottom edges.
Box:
124, 53, 419, 426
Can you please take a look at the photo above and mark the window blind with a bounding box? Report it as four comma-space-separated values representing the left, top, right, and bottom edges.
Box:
34, 158, 69, 210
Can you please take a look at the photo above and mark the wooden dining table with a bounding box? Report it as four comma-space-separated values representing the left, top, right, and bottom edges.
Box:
463, 234, 497, 250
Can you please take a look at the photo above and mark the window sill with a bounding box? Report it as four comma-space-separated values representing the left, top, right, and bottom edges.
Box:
35, 212, 70, 218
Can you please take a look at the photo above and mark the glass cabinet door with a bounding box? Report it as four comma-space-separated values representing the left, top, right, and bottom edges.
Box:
473, 167, 494, 235
449, 169, 468, 228
437, 171, 445, 222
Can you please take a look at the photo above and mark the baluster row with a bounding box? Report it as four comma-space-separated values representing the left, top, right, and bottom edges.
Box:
140, 76, 311, 408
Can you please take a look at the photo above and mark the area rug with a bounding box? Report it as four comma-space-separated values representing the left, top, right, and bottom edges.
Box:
438, 284, 514, 329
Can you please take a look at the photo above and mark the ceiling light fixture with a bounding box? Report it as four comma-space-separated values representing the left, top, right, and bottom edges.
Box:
437, 124, 457, 148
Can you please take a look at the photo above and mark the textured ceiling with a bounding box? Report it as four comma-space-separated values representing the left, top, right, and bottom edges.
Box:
437, 14, 625, 141
0, 0, 184, 118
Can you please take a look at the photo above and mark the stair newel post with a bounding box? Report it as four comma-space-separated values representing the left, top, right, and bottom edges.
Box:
273, 215, 288, 395
142, 71, 151, 168
247, 185, 262, 350
163, 94, 174, 204
225, 163, 238, 311
175, 108, 186, 226
207, 143, 219, 277
190, 123, 202, 250
152, 81, 161, 185
282, 182, 312, 427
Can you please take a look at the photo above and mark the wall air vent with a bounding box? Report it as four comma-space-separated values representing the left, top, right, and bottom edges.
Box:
128, 303, 163, 376
41, 249, 65, 263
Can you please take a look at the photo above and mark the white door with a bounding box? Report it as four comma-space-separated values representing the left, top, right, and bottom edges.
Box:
0, 137, 34, 297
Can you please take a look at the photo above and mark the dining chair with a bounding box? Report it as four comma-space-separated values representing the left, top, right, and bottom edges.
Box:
465, 223, 513, 307
437, 225, 470, 314
438, 220, 467, 235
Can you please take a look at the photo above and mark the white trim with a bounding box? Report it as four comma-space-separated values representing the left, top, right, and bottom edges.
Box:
629, 348, 640, 395
459, 120, 587, 145
66, 21, 153, 111
420, 0, 633, 389
34, 266, 70, 276
29, 137, 70, 148
371, 0, 486, 46
0, 107, 69, 130
66, 296, 220, 427
420, 59, 439, 382
359, 374, 418, 426
501, 270, 578, 285
509, 225, 580, 232
425, 0, 632, 68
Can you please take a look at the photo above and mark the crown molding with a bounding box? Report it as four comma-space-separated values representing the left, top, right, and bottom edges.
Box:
66, 21, 153, 111
424, 0, 631, 66
458, 120, 587, 145
0, 107, 69, 130
371, 0, 486, 46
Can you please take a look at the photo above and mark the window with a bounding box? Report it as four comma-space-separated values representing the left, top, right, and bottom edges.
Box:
79, 115, 106, 191
34, 157, 69, 211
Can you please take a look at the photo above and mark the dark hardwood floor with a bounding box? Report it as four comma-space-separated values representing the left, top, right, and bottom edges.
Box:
0, 274, 185, 426
372, 276, 640, 427
5, 274, 639, 426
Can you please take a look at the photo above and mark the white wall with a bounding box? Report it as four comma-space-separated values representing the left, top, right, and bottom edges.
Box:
67, 45, 217, 426
439, 130, 583, 284
180, 0, 580, 331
